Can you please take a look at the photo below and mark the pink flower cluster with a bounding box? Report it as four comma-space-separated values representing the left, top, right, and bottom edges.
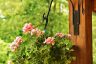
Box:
56, 33, 71, 39
22, 23, 34, 33
44, 37, 55, 45
43, 33, 71, 45
55, 33, 64, 38
22, 23, 44, 37
10, 36, 23, 52
10, 22, 72, 52
31, 28, 45, 37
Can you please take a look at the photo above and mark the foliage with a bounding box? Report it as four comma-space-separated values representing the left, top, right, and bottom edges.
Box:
92, 13, 96, 64
0, 39, 9, 64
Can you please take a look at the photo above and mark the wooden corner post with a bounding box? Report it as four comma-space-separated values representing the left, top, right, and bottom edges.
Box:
69, 0, 92, 64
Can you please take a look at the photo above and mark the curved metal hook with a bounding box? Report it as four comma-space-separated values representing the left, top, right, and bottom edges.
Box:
42, 0, 53, 30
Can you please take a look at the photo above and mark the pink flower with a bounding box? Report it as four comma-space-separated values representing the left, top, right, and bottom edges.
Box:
44, 37, 55, 45
31, 28, 37, 35
31, 28, 45, 37
14, 36, 23, 45
10, 43, 18, 52
10, 36, 23, 52
55, 33, 64, 38
65, 34, 71, 39
22, 23, 34, 33
36, 29, 45, 37
55, 33, 71, 39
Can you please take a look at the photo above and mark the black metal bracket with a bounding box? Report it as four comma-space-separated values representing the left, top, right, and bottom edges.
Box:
70, 0, 84, 35
43, 0, 53, 30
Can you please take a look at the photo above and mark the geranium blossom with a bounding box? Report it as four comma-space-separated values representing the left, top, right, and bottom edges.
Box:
10, 36, 23, 52
14, 36, 23, 44
55, 33, 64, 38
44, 37, 55, 45
10, 43, 18, 52
36, 29, 45, 37
65, 34, 71, 39
55, 33, 71, 39
31, 29, 37, 35
31, 28, 45, 37
22, 23, 34, 33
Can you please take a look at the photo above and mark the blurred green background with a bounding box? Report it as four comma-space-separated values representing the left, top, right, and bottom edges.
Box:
0, 0, 95, 64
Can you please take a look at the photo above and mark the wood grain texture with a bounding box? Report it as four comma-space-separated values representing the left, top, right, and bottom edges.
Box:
92, 0, 96, 12
69, 0, 92, 64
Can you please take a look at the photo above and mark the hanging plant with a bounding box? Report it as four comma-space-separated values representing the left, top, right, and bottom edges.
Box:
7, 0, 75, 64
8, 23, 75, 64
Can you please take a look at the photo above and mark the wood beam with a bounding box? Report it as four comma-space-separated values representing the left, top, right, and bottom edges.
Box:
92, 0, 96, 12
69, 0, 92, 64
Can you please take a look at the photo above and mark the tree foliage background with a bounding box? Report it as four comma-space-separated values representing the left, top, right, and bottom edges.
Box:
0, 0, 68, 43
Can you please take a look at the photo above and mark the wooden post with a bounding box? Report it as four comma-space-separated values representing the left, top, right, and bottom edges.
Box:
92, 0, 96, 12
69, 0, 92, 64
